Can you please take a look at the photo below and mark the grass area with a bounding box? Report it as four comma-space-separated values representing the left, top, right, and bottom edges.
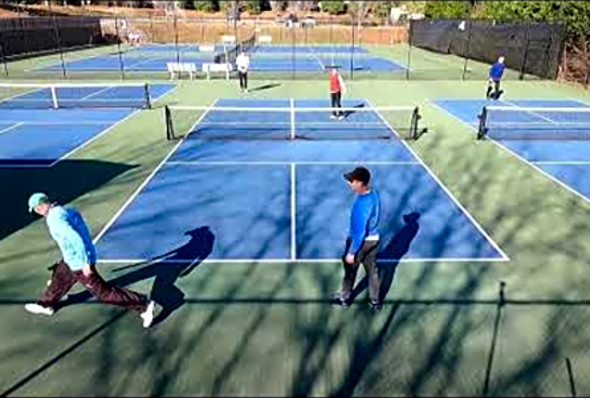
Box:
1, 70, 590, 395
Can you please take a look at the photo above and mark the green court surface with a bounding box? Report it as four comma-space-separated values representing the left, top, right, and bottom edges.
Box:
1, 73, 590, 396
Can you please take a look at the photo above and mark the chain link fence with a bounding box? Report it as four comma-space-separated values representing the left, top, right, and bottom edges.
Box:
0, 6, 571, 83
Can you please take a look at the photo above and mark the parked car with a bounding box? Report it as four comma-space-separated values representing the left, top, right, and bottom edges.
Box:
301, 16, 316, 28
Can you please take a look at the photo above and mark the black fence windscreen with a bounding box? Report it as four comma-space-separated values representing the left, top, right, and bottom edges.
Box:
410, 19, 566, 80
0, 16, 103, 60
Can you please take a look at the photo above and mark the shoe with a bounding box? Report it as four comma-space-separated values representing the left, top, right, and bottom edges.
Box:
244, 89, 248, 93
332, 292, 350, 308
338, 115, 345, 120
140, 300, 155, 328
330, 115, 337, 119
369, 300, 382, 311
25, 303, 54, 316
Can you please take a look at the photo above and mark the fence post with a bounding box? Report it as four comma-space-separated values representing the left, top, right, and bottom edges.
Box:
149, 12, 154, 43
291, 23, 295, 80
406, 20, 412, 80
461, 20, 472, 81
0, 33, 8, 77
174, 8, 180, 64
114, 16, 126, 80
50, 12, 67, 79
17, 5, 30, 57
350, 15, 355, 80
519, 23, 531, 80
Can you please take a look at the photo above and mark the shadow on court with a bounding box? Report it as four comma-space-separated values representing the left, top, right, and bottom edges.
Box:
61, 226, 215, 326
342, 103, 366, 118
249, 83, 281, 92
349, 212, 420, 302
0, 160, 136, 241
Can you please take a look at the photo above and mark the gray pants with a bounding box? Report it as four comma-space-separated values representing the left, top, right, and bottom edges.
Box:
341, 238, 380, 303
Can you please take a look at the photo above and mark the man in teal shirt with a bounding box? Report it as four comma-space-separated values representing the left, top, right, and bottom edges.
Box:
24, 193, 156, 328
334, 167, 382, 310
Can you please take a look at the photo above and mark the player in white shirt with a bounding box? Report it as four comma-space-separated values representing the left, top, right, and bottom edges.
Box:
236, 51, 250, 93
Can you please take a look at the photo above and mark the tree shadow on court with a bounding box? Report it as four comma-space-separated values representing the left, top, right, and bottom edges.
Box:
0, 160, 136, 242
249, 83, 281, 92
60, 226, 215, 326
348, 212, 420, 303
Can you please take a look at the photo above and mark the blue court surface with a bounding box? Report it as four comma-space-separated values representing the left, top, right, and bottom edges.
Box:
94, 98, 506, 263
127, 44, 369, 54
38, 45, 405, 73
433, 98, 590, 202
0, 84, 175, 166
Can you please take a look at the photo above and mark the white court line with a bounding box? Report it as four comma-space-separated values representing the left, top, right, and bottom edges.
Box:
48, 110, 142, 168
165, 161, 420, 166
98, 257, 507, 264
93, 99, 219, 244
291, 163, 296, 261
500, 99, 558, 124
0, 122, 24, 135
368, 99, 510, 261
80, 86, 114, 102
429, 99, 590, 207
7, 85, 177, 168
499, 100, 559, 124
534, 161, 590, 165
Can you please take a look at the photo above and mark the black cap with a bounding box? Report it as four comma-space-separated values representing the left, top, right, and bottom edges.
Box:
343, 166, 371, 185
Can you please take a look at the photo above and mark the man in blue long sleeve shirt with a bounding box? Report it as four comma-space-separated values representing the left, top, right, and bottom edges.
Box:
334, 167, 382, 310
486, 56, 505, 100
24, 193, 156, 328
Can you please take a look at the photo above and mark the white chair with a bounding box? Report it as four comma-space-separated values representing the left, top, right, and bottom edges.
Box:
167, 62, 198, 80
202, 62, 232, 80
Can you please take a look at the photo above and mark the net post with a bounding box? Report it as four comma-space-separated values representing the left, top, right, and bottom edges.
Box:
410, 106, 420, 140
50, 86, 59, 109
477, 106, 488, 140
144, 83, 152, 109
165, 105, 174, 140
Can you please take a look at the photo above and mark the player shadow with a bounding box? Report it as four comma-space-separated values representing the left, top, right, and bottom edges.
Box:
59, 226, 215, 326
348, 212, 420, 303
249, 83, 281, 92
342, 103, 366, 118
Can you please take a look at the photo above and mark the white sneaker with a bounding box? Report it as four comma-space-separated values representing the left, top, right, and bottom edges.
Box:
330, 115, 337, 119
338, 115, 345, 120
25, 303, 54, 316
244, 89, 248, 93
140, 300, 155, 328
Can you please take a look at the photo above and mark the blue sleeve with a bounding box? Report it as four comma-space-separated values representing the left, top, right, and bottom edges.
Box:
489, 63, 504, 79
348, 201, 371, 255
47, 211, 90, 270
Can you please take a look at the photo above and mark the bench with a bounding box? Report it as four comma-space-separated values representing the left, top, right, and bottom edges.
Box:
167, 62, 198, 80
202, 62, 232, 80
198, 44, 215, 52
